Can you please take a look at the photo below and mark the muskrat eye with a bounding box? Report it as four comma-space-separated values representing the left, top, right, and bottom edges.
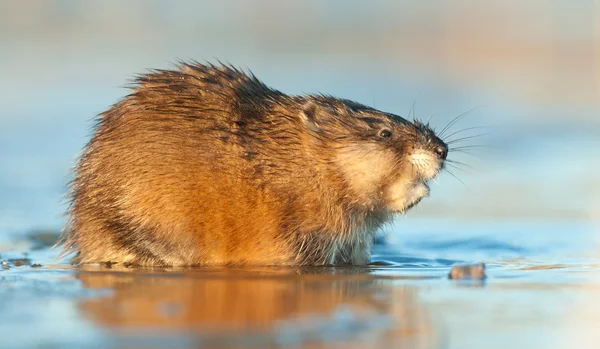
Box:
378, 129, 392, 139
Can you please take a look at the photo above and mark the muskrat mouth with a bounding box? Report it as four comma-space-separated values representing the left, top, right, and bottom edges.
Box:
408, 179, 430, 204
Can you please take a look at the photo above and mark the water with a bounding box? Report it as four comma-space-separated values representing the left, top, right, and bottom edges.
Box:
2, 220, 600, 349
1, 2, 599, 348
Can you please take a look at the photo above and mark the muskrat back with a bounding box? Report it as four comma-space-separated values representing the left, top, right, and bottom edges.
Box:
62, 62, 448, 266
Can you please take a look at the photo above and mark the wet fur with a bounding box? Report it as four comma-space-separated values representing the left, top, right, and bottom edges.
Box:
61, 62, 446, 266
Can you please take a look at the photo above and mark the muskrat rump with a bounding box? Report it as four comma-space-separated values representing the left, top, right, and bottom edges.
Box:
62, 62, 448, 266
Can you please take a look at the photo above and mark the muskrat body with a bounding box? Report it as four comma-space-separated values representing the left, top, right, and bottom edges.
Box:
62, 62, 448, 266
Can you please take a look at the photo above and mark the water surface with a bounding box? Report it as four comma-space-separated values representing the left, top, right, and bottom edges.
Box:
2, 216, 600, 349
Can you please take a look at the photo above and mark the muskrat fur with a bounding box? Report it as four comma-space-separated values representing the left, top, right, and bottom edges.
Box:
61, 62, 448, 266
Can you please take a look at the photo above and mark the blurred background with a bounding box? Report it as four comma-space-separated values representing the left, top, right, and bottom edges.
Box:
0, 0, 598, 245
1, 2, 600, 348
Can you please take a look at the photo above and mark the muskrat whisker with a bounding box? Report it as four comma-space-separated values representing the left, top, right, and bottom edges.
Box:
446, 132, 491, 145
438, 105, 484, 138
442, 126, 491, 141
408, 98, 418, 120
449, 144, 487, 151
445, 159, 477, 170
446, 163, 471, 174
439, 112, 470, 137
446, 161, 479, 175
444, 168, 468, 187
426, 113, 437, 128
450, 149, 484, 159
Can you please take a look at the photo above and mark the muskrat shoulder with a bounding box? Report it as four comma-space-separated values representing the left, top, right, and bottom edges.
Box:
61, 62, 448, 266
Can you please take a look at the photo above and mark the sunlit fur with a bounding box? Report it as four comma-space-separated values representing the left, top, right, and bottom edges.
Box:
60, 62, 448, 267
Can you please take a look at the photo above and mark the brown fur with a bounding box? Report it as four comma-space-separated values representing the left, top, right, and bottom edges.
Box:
61, 62, 447, 266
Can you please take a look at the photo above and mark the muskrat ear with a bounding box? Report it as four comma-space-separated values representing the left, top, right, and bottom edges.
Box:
300, 102, 321, 132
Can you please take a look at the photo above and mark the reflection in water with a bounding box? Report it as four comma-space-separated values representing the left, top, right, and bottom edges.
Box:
77, 267, 436, 348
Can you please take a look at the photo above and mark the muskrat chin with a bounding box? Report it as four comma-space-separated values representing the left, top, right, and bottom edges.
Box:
382, 179, 431, 214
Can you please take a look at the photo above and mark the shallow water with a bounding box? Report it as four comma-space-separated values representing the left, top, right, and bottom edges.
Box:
2, 217, 600, 349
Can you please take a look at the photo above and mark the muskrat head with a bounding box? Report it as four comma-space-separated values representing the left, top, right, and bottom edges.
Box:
300, 97, 448, 213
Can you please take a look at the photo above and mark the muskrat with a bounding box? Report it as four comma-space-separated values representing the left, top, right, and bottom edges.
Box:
61, 62, 448, 266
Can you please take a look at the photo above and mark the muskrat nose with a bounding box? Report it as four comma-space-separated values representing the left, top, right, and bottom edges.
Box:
434, 145, 448, 160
